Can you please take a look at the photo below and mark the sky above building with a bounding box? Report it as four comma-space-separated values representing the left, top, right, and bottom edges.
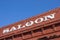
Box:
0, 0, 60, 27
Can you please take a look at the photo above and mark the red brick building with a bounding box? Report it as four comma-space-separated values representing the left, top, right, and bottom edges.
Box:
0, 8, 60, 40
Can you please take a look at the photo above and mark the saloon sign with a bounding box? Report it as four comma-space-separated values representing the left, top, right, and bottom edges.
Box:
3, 13, 56, 34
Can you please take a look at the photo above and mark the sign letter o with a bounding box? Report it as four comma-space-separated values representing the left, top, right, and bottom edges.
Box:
35, 18, 44, 23
26, 21, 34, 26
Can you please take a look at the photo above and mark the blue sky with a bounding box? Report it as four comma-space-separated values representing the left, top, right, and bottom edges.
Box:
0, 0, 60, 27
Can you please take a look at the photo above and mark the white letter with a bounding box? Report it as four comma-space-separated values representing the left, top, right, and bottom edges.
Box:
44, 13, 55, 21
26, 21, 34, 26
17, 24, 25, 29
35, 18, 44, 23
10, 27, 16, 32
3, 28, 9, 34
